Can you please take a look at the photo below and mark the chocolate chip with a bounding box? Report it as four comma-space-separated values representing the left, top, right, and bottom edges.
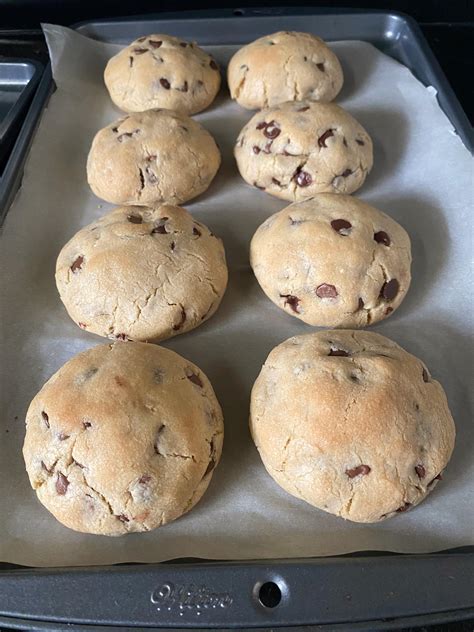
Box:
83, 421, 92, 429
385, 307, 394, 315
422, 367, 430, 382
415, 464, 426, 479
381, 279, 399, 300
294, 169, 312, 187
272, 177, 281, 186
316, 283, 338, 298
41, 411, 50, 428
179, 41, 188, 47
374, 231, 390, 246
197, 80, 204, 87
172, 306, 186, 331
139, 474, 151, 484
151, 218, 168, 234
358, 298, 365, 310
56, 472, 69, 495
117, 129, 141, 142
350, 373, 360, 383
129, 56, 134, 68
316, 62, 325, 71
71, 255, 84, 273
343, 137, 348, 147
396, 502, 411, 513
117, 514, 129, 523
178, 80, 188, 92
170, 241, 175, 251
253, 146, 261, 154
187, 371, 203, 387
137, 36, 147, 43
112, 126, 119, 133
138, 167, 145, 190
133, 48, 147, 54
127, 214, 142, 224
297, 106, 310, 112
331, 218, 352, 235
145, 166, 158, 184
262, 141, 273, 153
256, 121, 267, 130
263, 121, 281, 139
341, 168, 353, 178
318, 129, 334, 148
154, 424, 165, 454
160, 78, 170, 89
115, 333, 129, 341
279, 294, 300, 313
346, 464, 371, 478
356, 139, 365, 146
329, 348, 349, 357
303, 56, 308, 61
41, 461, 53, 474
428, 472, 442, 486
58, 433, 70, 441
193, 226, 202, 236
78, 322, 87, 329
209, 60, 219, 70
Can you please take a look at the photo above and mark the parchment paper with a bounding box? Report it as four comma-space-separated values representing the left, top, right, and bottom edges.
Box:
0, 24, 473, 567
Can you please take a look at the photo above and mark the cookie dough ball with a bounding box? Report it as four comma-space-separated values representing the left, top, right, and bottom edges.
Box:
235, 101, 373, 201
56, 205, 227, 342
250, 195, 411, 328
250, 330, 455, 523
228, 31, 343, 109
23, 342, 223, 536
87, 110, 221, 206
104, 34, 221, 115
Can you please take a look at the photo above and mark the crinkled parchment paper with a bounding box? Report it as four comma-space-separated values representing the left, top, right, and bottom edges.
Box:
0, 24, 472, 566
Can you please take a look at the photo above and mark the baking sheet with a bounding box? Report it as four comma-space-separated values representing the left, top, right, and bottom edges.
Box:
0, 24, 472, 567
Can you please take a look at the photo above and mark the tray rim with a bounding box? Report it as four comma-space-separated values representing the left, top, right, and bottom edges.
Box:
1, 8, 473, 630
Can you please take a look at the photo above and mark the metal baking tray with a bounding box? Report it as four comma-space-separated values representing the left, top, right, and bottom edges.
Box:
0, 58, 43, 222
1, 9, 473, 631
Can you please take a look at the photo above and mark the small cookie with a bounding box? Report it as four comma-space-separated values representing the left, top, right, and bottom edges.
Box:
87, 110, 221, 206
250, 330, 455, 523
23, 342, 224, 536
235, 101, 373, 201
228, 31, 343, 109
104, 34, 221, 115
250, 194, 411, 328
55, 205, 227, 342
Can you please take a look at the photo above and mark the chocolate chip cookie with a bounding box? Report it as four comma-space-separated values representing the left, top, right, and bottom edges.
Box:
55, 204, 228, 342
228, 31, 343, 109
250, 330, 455, 523
235, 101, 373, 201
250, 194, 411, 327
104, 34, 221, 115
87, 110, 221, 206
23, 341, 224, 536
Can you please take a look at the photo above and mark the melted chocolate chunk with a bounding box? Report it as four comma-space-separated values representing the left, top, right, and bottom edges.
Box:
83, 421, 92, 429
253, 146, 261, 154
172, 306, 186, 331
318, 129, 334, 148
160, 78, 170, 89
356, 139, 365, 146
263, 121, 281, 139
331, 218, 352, 235
341, 169, 352, 178
149, 40, 162, 48
316, 283, 338, 298
358, 298, 365, 310
374, 231, 390, 246
328, 348, 349, 357
381, 279, 399, 300
186, 372, 203, 387
294, 169, 312, 187
209, 60, 219, 70
415, 464, 426, 479
346, 464, 371, 478
116, 514, 129, 523
279, 294, 300, 313
41, 411, 50, 428
396, 502, 412, 513
316, 62, 325, 72
56, 472, 69, 495
71, 255, 84, 273
127, 214, 142, 224
151, 218, 169, 234
132, 48, 147, 55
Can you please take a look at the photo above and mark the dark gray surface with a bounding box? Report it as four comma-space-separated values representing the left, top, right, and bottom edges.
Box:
0, 8, 473, 630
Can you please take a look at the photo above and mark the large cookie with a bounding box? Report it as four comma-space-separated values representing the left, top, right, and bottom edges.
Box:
235, 101, 373, 201
250, 330, 455, 523
23, 341, 224, 536
56, 205, 228, 342
104, 34, 221, 115
228, 31, 343, 109
250, 194, 411, 327
87, 110, 221, 206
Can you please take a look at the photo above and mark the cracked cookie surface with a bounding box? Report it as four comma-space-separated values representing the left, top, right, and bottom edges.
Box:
250, 330, 455, 523
87, 109, 221, 206
55, 204, 228, 342
104, 34, 221, 115
235, 101, 373, 201
228, 31, 343, 109
23, 341, 224, 536
250, 194, 411, 328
